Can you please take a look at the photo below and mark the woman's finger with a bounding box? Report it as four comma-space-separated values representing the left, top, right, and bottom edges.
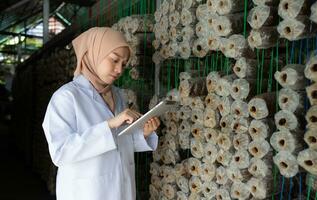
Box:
152, 117, 160, 127
126, 110, 140, 120
125, 115, 135, 124
127, 109, 143, 118
148, 120, 156, 130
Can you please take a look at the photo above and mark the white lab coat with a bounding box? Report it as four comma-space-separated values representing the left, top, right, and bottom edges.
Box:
42, 75, 158, 200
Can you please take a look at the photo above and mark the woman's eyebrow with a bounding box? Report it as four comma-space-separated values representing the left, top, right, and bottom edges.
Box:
112, 52, 123, 58
112, 52, 128, 61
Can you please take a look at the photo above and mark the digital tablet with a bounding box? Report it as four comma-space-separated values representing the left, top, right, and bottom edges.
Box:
118, 100, 178, 136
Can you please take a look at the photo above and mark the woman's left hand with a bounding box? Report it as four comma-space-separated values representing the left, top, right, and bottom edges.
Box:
143, 117, 160, 138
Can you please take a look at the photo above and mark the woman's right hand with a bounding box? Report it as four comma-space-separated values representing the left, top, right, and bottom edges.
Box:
107, 109, 142, 129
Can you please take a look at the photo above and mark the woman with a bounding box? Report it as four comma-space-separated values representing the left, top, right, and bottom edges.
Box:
42, 27, 160, 200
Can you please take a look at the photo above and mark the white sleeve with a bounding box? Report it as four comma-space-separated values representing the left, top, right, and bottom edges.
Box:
42, 91, 117, 167
132, 129, 158, 152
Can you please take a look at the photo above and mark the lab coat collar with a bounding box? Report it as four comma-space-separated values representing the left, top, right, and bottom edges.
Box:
73, 75, 118, 116
73, 75, 106, 104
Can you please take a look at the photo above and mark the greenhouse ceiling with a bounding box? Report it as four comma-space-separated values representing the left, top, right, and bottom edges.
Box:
0, 0, 95, 72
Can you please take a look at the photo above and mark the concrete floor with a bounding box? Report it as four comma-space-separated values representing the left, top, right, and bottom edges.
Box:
0, 122, 56, 200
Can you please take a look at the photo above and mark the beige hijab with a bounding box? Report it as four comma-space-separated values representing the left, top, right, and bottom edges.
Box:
72, 27, 131, 93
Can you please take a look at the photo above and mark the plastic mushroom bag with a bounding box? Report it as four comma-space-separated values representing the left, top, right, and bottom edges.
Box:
190, 107, 205, 124
248, 5, 278, 29
207, 35, 221, 51
233, 57, 258, 79
305, 51, 317, 81
215, 188, 231, 200
247, 177, 268, 199
150, 162, 161, 176
178, 106, 192, 120
248, 139, 271, 159
204, 128, 220, 145
231, 100, 250, 119
206, 71, 221, 93
191, 124, 205, 141
230, 181, 251, 200
277, 17, 317, 41
187, 157, 202, 176
274, 64, 306, 90
213, 13, 245, 37
248, 93, 276, 120
149, 184, 160, 200
190, 96, 205, 110
189, 176, 203, 194
249, 119, 273, 140
199, 161, 215, 181
206, 0, 217, 13
176, 191, 188, 200
151, 174, 162, 190
278, 88, 304, 113
230, 79, 251, 100
248, 27, 279, 50
181, 26, 195, 41
231, 149, 250, 169
214, 0, 246, 15
179, 133, 190, 149
253, 0, 280, 6
226, 166, 244, 182
175, 162, 187, 178
274, 110, 299, 131
306, 82, 317, 106
218, 96, 233, 117
306, 106, 317, 129
191, 138, 205, 159
278, 0, 310, 19
169, 11, 180, 28
178, 120, 191, 136
273, 150, 299, 178
203, 143, 218, 164
180, 8, 197, 26
176, 176, 190, 194
217, 148, 232, 167
311, 2, 317, 24
195, 21, 208, 38
161, 165, 176, 184
220, 34, 252, 59
216, 166, 229, 185
205, 93, 221, 110
196, 4, 208, 21
217, 132, 232, 151
304, 129, 317, 150
179, 40, 192, 59
182, 0, 198, 9
248, 157, 270, 179
165, 121, 178, 136
231, 118, 251, 134
220, 114, 235, 133
297, 149, 317, 175
192, 38, 209, 58
202, 181, 218, 199
215, 75, 235, 97
233, 133, 250, 150
270, 130, 298, 153
163, 183, 178, 199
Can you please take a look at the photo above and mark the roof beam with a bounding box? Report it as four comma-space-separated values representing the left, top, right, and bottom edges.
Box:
3, 0, 32, 13
0, 31, 42, 39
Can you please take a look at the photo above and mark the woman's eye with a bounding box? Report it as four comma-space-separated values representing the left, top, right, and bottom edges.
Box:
112, 59, 119, 63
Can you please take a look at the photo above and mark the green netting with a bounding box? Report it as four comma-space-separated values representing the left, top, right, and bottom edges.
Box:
73, 1, 317, 199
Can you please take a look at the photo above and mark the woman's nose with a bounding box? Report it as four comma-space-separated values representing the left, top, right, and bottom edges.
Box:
115, 64, 123, 74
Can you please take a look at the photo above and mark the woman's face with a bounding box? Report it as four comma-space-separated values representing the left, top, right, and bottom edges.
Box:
96, 46, 130, 84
